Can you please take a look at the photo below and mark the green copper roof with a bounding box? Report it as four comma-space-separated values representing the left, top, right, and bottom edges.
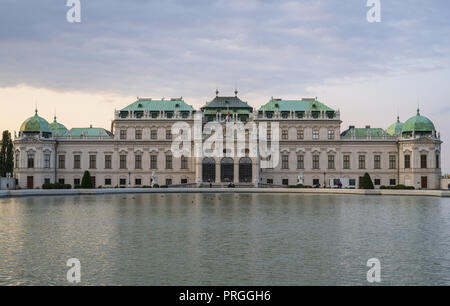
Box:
67, 128, 113, 137
120, 98, 194, 112
20, 110, 52, 133
401, 109, 435, 133
202, 96, 253, 111
50, 116, 68, 137
386, 116, 404, 136
259, 98, 334, 112
341, 127, 385, 137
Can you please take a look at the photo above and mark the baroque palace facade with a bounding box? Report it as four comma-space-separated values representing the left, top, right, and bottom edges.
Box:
13, 92, 443, 189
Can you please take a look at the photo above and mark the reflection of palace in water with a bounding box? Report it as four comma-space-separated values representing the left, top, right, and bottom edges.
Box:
13, 91, 442, 189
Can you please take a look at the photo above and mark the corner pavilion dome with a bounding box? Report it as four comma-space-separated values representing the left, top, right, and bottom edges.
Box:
401, 109, 435, 137
386, 116, 404, 136
50, 116, 68, 136
20, 109, 52, 134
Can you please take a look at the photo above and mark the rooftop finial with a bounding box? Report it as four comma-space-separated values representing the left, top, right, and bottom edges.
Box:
234, 88, 238, 97
216, 88, 219, 97
417, 106, 420, 116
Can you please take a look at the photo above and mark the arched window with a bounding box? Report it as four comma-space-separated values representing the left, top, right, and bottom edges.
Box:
239, 157, 252, 183
202, 158, 216, 183
221, 157, 234, 183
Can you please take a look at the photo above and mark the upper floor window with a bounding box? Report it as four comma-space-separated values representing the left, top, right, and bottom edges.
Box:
282, 129, 288, 140
181, 156, 188, 169
282, 154, 289, 169
166, 155, 173, 169
89, 155, 97, 169
135, 129, 142, 140
120, 155, 127, 169
313, 129, 319, 140
74, 155, 81, 169
328, 155, 335, 169
27, 154, 35, 169
151, 130, 157, 140
58, 155, 65, 169
404, 155, 411, 169
358, 155, 365, 169
44, 154, 51, 169
343, 155, 350, 169
166, 129, 172, 140
15, 154, 19, 169
312, 155, 320, 169
150, 155, 158, 169
267, 130, 272, 141
135, 155, 142, 169
389, 155, 397, 169
297, 155, 304, 169
120, 130, 127, 140
374, 155, 381, 169
297, 129, 304, 140
436, 154, 440, 169
328, 129, 335, 140
105, 155, 112, 169
421, 154, 427, 169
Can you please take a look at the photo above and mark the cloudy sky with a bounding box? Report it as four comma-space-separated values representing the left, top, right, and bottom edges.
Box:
0, 0, 449, 172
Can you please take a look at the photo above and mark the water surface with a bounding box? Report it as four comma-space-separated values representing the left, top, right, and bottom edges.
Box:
0, 193, 449, 285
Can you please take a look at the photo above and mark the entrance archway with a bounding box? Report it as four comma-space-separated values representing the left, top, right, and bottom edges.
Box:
239, 157, 252, 183
202, 157, 216, 183
221, 157, 234, 182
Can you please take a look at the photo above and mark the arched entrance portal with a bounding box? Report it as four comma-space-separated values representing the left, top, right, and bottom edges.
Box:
239, 157, 252, 183
202, 157, 216, 183
221, 157, 234, 182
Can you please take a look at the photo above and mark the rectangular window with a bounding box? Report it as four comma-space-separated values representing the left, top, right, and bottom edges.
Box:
374, 179, 381, 186
297, 129, 304, 140
436, 154, 440, 169
181, 156, 188, 169
282, 155, 289, 169
343, 155, 350, 170
58, 155, 65, 169
390, 179, 397, 186
313, 179, 320, 186
120, 178, 127, 186
89, 155, 96, 169
267, 179, 273, 184
166, 178, 172, 186
104, 178, 111, 186
45, 178, 51, 185
151, 130, 157, 140
282, 130, 288, 140
120, 130, 127, 140
120, 155, 127, 169
135, 178, 142, 186
328, 155, 335, 169
313, 129, 319, 140
374, 155, 381, 169
135, 129, 142, 140
74, 155, 81, 169
44, 154, 51, 169
389, 155, 397, 169
358, 155, 365, 169
74, 178, 81, 186
135, 155, 142, 169
58, 178, 65, 185
349, 179, 356, 186
166, 129, 172, 140
15, 154, 19, 169
282, 179, 289, 186
421, 155, 427, 169
267, 130, 272, 141
105, 155, 112, 169
328, 129, 335, 140
404, 155, 411, 169
297, 155, 304, 169
313, 155, 320, 169
150, 155, 157, 169
166, 155, 172, 169
181, 178, 188, 184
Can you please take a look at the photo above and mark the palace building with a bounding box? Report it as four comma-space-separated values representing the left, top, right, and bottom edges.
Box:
13, 92, 443, 189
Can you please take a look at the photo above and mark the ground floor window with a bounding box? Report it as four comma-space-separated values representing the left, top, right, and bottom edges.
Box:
349, 179, 356, 186
390, 179, 396, 186
313, 179, 320, 186
104, 178, 111, 186
282, 179, 289, 186
120, 178, 126, 186
374, 179, 381, 186
135, 178, 142, 186
181, 178, 188, 184
58, 178, 65, 184
44, 178, 51, 185
74, 178, 80, 186
166, 178, 172, 186
267, 179, 273, 184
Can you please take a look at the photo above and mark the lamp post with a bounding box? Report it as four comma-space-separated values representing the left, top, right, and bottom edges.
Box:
323, 172, 326, 188
128, 172, 131, 188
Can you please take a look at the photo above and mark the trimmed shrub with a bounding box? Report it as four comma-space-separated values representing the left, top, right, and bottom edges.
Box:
81, 171, 93, 189
42, 183, 72, 189
380, 185, 415, 190
152, 184, 160, 188
360, 173, 375, 190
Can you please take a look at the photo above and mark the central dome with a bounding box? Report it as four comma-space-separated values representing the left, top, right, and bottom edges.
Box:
402, 109, 435, 136
20, 110, 52, 134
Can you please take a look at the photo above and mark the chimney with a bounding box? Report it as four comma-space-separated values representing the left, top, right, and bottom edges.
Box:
365, 125, 371, 129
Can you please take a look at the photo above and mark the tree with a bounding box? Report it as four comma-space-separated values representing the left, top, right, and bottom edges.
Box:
0, 131, 14, 177
81, 171, 93, 189
360, 172, 375, 189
